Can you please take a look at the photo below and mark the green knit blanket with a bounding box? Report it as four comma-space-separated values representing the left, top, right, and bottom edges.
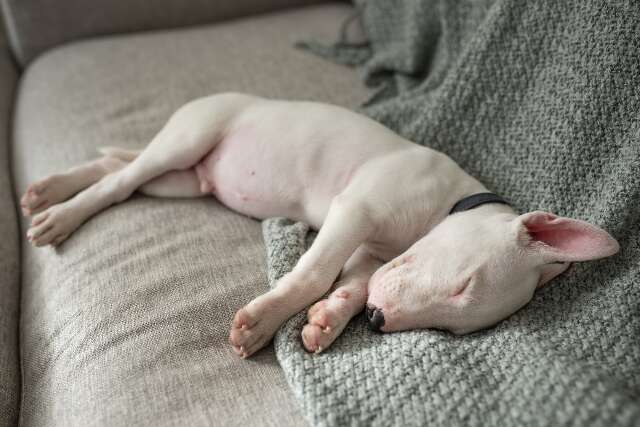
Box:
262, 1, 640, 425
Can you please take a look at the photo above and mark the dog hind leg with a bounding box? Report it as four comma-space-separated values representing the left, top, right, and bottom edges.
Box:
25, 93, 252, 246
20, 155, 130, 216
98, 147, 206, 198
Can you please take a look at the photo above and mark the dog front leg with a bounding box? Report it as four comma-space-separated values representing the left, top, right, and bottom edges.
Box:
301, 246, 382, 353
229, 195, 375, 358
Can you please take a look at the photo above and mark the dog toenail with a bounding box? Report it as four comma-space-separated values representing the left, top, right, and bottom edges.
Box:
241, 324, 247, 330
366, 304, 385, 332
323, 326, 331, 333
315, 346, 323, 354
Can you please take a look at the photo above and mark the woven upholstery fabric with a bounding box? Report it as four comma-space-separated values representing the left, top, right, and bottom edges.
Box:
12, 4, 368, 426
263, 1, 640, 426
0, 0, 342, 66
0, 33, 19, 427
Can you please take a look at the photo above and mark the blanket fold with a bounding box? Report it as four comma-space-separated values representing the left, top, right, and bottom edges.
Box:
263, 1, 640, 425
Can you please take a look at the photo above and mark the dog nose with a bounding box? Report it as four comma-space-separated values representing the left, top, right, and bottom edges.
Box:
366, 304, 385, 332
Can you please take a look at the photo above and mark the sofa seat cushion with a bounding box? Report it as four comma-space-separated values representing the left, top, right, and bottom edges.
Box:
12, 3, 369, 426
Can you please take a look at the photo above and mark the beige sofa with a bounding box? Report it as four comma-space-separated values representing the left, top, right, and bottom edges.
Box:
0, 1, 370, 425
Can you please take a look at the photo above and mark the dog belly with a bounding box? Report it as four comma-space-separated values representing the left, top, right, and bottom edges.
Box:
192, 99, 411, 227
195, 126, 345, 226
194, 141, 298, 221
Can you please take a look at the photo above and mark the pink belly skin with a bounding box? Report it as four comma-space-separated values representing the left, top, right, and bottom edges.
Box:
190, 101, 407, 228
194, 126, 310, 223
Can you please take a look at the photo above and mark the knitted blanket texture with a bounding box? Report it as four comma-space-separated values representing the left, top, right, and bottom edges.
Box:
262, 1, 640, 425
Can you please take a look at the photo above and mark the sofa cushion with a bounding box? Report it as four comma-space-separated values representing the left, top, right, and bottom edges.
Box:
12, 3, 369, 426
0, 0, 345, 66
0, 36, 19, 427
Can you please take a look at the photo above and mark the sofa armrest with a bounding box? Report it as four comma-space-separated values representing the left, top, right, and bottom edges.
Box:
0, 25, 19, 427
1, 0, 345, 66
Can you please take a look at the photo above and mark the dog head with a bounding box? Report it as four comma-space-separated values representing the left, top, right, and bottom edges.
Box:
366, 209, 619, 334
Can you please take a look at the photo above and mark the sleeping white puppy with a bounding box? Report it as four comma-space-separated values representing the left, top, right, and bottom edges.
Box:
20, 93, 619, 358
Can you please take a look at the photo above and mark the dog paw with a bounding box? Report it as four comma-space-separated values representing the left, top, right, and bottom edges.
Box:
229, 292, 291, 358
26, 203, 77, 247
20, 174, 79, 217
301, 293, 355, 354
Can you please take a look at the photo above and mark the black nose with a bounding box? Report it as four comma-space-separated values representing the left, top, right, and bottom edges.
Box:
366, 304, 385, 332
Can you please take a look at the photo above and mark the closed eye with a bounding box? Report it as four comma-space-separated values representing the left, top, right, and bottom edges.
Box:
451, 276, 472, 298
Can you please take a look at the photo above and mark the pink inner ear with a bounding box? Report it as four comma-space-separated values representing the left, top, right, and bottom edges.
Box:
529, 223, 592, 253
523, 212, 619, 262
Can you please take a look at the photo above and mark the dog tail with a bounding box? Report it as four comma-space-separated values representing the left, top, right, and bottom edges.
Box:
98, 146, 141, 162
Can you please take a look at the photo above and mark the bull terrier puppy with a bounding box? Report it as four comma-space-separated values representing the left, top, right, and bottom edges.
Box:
20, 93, 619, 357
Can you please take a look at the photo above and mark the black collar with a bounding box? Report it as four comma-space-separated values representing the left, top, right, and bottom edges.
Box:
449, 192, 510, 215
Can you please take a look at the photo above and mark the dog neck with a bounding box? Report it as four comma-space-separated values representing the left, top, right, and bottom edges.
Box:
449, 192, 511, 215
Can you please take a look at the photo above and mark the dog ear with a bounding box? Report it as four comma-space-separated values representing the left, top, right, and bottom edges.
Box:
537, 262, 571, 288
516, 211, 619, 263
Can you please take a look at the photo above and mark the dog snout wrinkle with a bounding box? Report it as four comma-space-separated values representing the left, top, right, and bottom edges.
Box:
366, 304, 385, 332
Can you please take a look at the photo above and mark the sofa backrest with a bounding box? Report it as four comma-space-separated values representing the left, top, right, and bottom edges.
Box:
0, 19, 19, 425
0, 0, 341, 67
